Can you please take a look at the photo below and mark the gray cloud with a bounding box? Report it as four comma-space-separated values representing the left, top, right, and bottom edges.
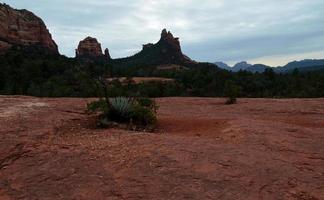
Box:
3, 0, 324, 66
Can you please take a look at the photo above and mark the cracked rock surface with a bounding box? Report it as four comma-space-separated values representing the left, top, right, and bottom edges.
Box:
0, 96, 324, 200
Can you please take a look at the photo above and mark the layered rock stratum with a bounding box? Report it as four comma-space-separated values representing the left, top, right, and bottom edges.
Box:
0, 3, 58, 53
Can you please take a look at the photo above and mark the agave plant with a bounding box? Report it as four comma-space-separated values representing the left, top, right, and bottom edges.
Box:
109, 97, 134, 119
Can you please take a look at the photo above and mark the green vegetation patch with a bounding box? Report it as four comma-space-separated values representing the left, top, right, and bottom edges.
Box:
87, 97, 158, 131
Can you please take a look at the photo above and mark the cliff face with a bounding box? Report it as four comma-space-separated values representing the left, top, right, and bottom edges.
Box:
76, 36, 111, 60
0, 3, 58, 53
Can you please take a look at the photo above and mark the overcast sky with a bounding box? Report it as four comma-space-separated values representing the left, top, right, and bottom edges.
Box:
3, 0, 324, 66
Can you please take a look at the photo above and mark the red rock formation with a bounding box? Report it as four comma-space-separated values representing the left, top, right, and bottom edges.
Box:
76, 37, 102, 58
116, 29, 196, 66
159, 29, 181, 53
0, 3, 58, 53
104, 48, 111, 60
157, 29, 195, 64
76, 37, 111, 60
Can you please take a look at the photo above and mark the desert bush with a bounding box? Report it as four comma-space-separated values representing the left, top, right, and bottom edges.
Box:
225, 97, 237, 105
136, 97, 158, 113
130, 104, 157, 127
87, 99, 109, 113
88, 97, 157, 130
224, 80, 240, 105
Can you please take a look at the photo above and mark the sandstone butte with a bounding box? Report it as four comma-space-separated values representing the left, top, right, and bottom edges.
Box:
143, 28, 195, 64
75, 36, 111, 59
0, 3, 192, 65
75, 29, 195, 64
0, 3, 58, 54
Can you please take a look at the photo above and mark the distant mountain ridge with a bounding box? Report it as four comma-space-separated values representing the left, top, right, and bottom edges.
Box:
232, 62, 252, 72
215, 59, 324, 73
215, 61, 271, 72
275, 59, 324, 73
214, 62, 231, 70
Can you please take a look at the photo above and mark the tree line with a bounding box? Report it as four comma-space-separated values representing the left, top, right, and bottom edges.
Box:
1, 47, 324, 98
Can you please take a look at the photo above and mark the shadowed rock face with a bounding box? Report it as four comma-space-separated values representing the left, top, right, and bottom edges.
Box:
154, 29, 193, 64
159, 29, 181, 53
76, 36, 111, 60
142, 29, 181, 53
0, 3, 58, 54
116, 28, 195, 66
104, 48, 110, 60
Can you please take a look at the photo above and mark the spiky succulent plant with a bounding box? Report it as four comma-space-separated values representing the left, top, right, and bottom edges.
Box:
109, 97, 133, 118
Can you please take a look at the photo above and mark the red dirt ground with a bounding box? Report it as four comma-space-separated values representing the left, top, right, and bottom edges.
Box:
0, 96, 324, 200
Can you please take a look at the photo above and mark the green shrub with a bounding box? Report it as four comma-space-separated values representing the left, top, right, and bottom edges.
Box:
130, 104, 157, 126
225, 97, 237, 105
136, 97, 158, 113
87, 99, 109, 113
87, 97, 157, 130
224, 80, 240, 105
